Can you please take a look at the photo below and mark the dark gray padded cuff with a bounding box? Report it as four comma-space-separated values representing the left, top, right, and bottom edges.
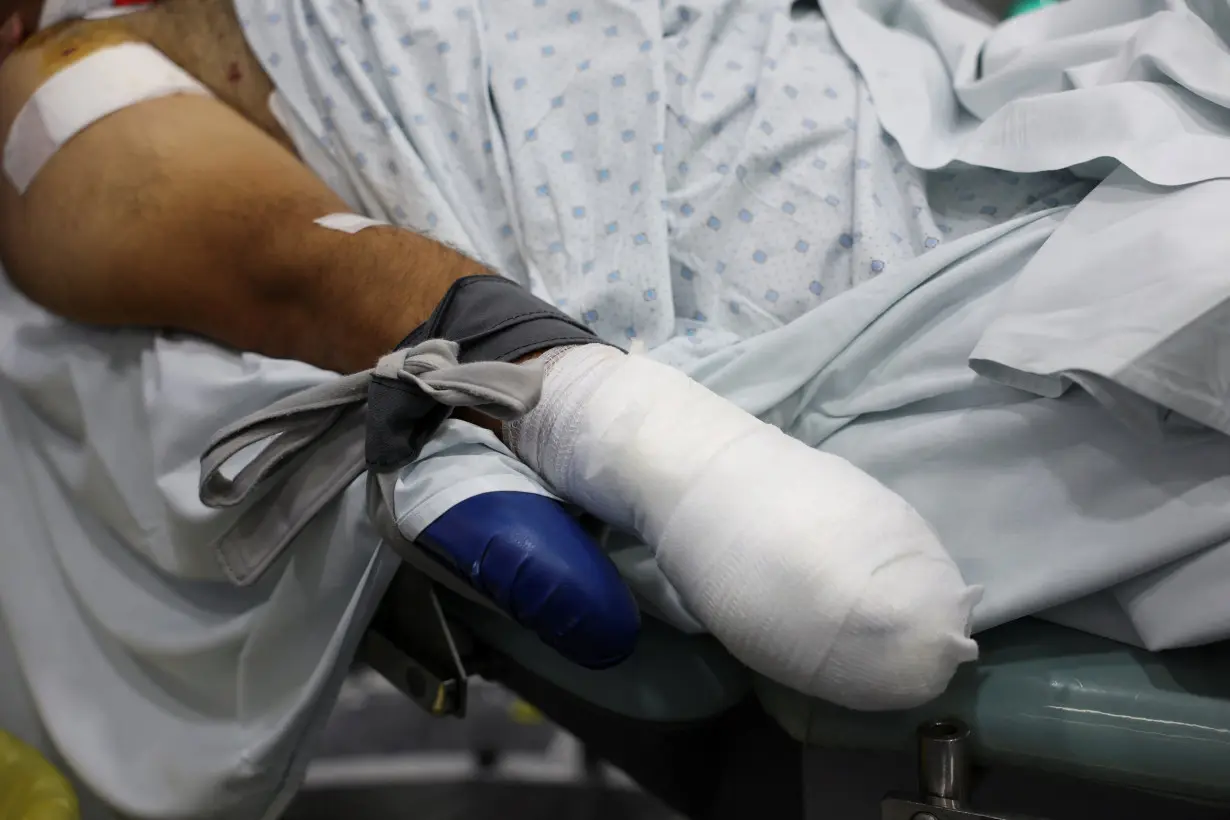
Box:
401, 274, 607, 363
366, 275, 611, 470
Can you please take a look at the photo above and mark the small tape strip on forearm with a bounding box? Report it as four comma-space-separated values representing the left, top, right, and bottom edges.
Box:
3, 42, 212, 194
314, 213, 390, 234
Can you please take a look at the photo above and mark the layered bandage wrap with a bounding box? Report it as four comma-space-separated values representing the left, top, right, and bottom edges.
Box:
507, 345, 981, 710
3, 43, 211, 193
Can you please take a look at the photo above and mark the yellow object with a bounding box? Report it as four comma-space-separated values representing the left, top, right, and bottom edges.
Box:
507, 700, 545, 725
0, 732, 79, 820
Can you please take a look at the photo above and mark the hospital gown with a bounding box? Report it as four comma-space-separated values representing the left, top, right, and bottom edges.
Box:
243, 0, 1081, 353
10, 1, 1230, 818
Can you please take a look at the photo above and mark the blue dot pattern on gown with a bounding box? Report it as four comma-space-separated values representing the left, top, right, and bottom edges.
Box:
241, 0, 1088, 351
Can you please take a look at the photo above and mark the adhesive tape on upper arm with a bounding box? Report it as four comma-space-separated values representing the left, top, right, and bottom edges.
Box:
2, 42, 212, 194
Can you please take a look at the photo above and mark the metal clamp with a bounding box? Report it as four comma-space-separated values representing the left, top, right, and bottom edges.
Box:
881, 719, 1049, 820
358, 567, 472, 718
918, 718, 973, 808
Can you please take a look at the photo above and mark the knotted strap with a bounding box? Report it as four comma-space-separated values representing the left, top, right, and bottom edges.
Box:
199, 338, 543, 609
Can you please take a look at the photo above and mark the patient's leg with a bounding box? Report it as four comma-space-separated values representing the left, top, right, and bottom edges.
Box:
0, 19, 485, 376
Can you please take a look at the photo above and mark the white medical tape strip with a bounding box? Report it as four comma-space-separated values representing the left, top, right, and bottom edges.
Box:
2, 42, 211, 194
38, 0, 112, 29
314, 213, 390, 234
38, 0, 153, 28
82, 6, 149, 21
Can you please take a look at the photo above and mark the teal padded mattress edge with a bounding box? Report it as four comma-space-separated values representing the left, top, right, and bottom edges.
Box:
758, 619, 1230, 803
452, 596, 1230, 802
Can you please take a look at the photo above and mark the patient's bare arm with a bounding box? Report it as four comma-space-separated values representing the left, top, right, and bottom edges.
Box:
0, 20, 489, 376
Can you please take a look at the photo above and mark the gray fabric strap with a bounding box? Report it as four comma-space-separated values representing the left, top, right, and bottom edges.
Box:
370, 342, 544, 421
198, 339, 543, 609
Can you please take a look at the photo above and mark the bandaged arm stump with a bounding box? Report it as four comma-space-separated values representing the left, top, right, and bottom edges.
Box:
506, 344, 981, 710
358, 276, 979, 709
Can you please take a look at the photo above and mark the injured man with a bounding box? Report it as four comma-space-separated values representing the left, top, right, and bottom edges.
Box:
2, 0, 981, 692
7, 0, 1230, 816
3, 0, 986, 701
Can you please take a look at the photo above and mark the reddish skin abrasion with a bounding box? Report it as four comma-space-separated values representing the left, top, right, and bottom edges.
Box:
226, 60, 241, 83
1, 12, 25, 63
61, 46, 76, 57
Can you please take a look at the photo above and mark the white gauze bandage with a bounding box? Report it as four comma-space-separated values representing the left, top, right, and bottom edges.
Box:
3, 43, 211, 194
507, 345, 981, 710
